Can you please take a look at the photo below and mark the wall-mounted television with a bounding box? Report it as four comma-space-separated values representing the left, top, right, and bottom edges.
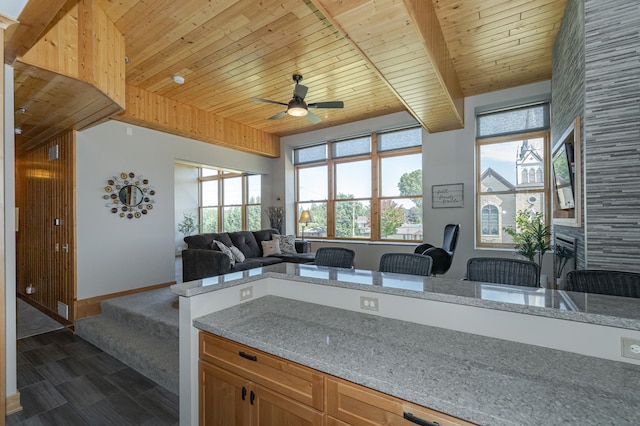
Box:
552, 116, 581, 227
552, 142, 574, 209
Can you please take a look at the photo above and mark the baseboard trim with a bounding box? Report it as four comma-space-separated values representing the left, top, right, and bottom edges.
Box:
75, 281, 175, 319
17, 295, 73, 328
6, 391, 21, 415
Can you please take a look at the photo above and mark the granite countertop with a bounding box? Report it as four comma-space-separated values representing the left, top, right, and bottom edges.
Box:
172, 263, 640, 331
194, 295, 640, 426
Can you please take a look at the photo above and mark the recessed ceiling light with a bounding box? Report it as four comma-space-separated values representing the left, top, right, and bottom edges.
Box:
172, 75, 185, 84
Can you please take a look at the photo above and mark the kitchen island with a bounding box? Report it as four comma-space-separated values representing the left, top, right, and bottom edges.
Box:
172, 263, 640, 425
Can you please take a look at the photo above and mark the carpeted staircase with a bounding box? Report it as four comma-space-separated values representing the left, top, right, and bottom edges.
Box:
74, 287, 180, 395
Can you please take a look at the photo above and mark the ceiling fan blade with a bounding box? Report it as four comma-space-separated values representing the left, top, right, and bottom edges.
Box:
251, 97, 288, 106
293, 84, 308, 100
308, 101, 344, 109
306, 110, 322, 124
268, 111, 288, 120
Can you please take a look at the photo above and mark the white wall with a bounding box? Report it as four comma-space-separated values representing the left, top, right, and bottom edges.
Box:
4, 63, 16, 402
1, 1, 21, 404
279, 81, 553, 278
0, 0, 26, 19
174, 163, 198, 254
76, 120, 275, 299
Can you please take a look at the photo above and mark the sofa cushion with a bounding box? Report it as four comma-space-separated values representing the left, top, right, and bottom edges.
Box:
229, 246, 246, 263
261, 240, 282, 256
184, 232, 232, 250
213, 241, 235, 266
244, 256, 283, 266
229, 231, 262, 258
231, 259, 265, 272
272, 253, 316, 263
253, 228, 279, 245
273, 234, 297, 254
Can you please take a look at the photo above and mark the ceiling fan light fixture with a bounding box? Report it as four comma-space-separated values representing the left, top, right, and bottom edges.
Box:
288, 106, 308, 117
287, 98, 308, 116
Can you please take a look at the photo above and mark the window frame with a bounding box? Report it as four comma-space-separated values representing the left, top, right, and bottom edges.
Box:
198, 169, 261, 233
294, 127, 422, 242
475, 130, 550, 249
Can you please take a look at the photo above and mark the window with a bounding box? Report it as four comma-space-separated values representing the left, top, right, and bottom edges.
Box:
199, 168, 261, 233
476, 103, 550, 248
294, 127, 422, 241
481, 205, 500, 236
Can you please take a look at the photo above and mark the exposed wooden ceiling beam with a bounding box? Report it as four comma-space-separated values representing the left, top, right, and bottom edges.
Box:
309, 0, 464, 133
114, 85, 281, 158
4, 0, 73, 64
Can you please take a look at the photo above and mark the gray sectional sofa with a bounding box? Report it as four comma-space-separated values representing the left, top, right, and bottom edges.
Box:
181, 228, 314, 282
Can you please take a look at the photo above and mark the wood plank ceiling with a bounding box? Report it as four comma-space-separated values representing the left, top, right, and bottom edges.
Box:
9, 0, 567, 149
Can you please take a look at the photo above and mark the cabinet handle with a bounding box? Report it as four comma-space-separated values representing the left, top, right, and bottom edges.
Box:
250, 390, 255, 405
403, 412, 440, 426
241, 386, 247, 401
239, 351, 257, 362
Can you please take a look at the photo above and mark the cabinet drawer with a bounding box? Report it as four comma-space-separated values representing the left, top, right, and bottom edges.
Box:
200, 332, 324, 411
327, 377, 476, 426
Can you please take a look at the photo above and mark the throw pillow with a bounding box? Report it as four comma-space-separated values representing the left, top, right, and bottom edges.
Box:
261, 240, 282, 257
213, 241, 235, 266
273, 234, 297, 254
229, 245, 246, 263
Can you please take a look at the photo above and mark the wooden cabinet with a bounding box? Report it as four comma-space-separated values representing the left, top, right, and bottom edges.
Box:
199, 331, 475, 426
199, 332, 324, 425
326, 377, 475, 426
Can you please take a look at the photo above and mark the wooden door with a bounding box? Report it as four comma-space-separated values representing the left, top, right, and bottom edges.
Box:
199, 361, 250, 426
252, 383, 324, 426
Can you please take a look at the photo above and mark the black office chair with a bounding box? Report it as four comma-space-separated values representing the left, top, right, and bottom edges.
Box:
466, 257, 540, 287
313, 247, 356, 269
565, 270, 640, 298
414, 224, 460, 275
379, 253, 433, 277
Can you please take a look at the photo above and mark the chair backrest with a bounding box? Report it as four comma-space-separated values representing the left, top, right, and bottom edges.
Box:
379, 253, 433, 277
313, 247, 356, 268
442, 224, 460, 254
565, 270, 640, 298
413, 224, 460, 256
466, 257, 540, 287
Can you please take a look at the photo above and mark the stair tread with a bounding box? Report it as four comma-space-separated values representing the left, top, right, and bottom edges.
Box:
75, 314, 178, 394
100, 287, 179, 341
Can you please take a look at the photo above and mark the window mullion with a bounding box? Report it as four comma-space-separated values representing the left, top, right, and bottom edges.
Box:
327, 154, 335, 239
371, 133, 380, 241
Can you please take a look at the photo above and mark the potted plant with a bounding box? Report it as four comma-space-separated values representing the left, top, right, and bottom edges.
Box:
504, 210, 551, 286
178, 213, 199, 238
554, 245, 574, 289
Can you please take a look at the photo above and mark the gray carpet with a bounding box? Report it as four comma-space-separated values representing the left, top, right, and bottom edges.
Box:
74, 287, 180, 395
17, 298, 64, 339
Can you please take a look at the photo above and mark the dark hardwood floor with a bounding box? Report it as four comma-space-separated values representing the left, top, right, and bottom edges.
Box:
7, 329, 179, 425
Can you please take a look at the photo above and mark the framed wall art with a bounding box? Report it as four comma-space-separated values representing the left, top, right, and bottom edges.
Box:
432, 183, 464, 208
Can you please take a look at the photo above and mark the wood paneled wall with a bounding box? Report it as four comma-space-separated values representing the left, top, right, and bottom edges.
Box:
16, 130, 76, 321
15, 0, 125, 150
116, 85, 281, 158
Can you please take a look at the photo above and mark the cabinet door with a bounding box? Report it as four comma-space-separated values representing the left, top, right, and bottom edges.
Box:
200, 332, 324, 410
326, 377, 476, 426
200, 360, 250, 426
252, 383, 324, 426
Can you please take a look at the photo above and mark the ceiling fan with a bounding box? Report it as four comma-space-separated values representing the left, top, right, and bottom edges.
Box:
251, 74, 344, 124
